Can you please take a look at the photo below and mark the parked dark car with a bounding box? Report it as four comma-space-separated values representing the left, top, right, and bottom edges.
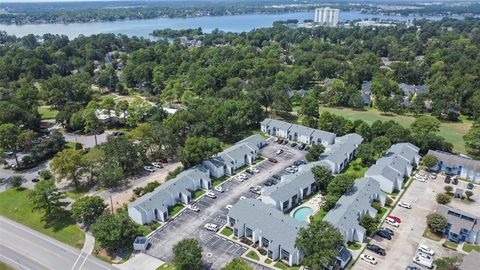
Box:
444, 176, 451, 184
293, 161, 300, 166
282, 140, 288, 145
245, 169, 254, 175
467, 183, 474, 190
277, 139, 283, 144
406, 266, 421, 270
272, 174, 281, 180
298, 144, 306, 150
264, 180, 274, 186
380, 227, 394, 236
31, 178, 40, 183
366, 244, 386, 256
452, 178, 458, 185
377, 230, 392, 240
268, 158, 278, 163
290, 142, 297, 147
298, 160, 307, 165
111, 131, 125, 136
304, 146, 310, 151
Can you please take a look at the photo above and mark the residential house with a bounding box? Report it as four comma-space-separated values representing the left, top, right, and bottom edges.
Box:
260, 166, 317, 212
331, 246, 352, 270
203, 136, 264, 177
323, 177, 386, 243
361, 81, 372, 106
320, 133, 363, 174
95, 109, 126, 124
365, 143, 420, 193
227, 198, 307, 266
398, 83, 429, 107
287, 88, 308, 98
427, 150, 480, 183
436, 205, 480, 244
260, 118, 336, 146
128, 166, 211, 224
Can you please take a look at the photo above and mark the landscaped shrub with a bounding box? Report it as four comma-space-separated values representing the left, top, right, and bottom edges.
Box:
257, 248, 267, 256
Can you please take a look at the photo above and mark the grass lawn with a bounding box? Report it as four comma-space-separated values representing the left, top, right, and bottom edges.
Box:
310, 210, 327, 222
0, 188, 85, 249
347, 242, 362, 250
264, 258, 273, 264
38, 106, 59, 120
192, 189, 206, 200
233, 164, 249, 174
462, 244, 480, 253
319, 106, 472, 154
375, 207, 388, 220
342, 158, 368, 178
168, 204, 185, 217
220, 227, 233, 237
65, 182, 95, 200
246, 250, 260, 261
422, 228, 442, 241
273, 261, 300, 270
0, 262, 14, 270
212, 175, 229, 187
443, 240, 459, 250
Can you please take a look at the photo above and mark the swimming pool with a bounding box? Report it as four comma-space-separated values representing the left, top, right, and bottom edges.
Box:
292, 207, 313, 222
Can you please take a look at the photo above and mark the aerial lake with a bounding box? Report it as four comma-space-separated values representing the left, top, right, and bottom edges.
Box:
0, 10, 445, 39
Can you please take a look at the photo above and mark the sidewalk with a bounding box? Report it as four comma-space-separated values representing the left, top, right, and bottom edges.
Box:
82, 231, 95, 254
114, 253, 164, 270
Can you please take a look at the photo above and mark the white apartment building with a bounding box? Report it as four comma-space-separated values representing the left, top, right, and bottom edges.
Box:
314, 7, 340, 27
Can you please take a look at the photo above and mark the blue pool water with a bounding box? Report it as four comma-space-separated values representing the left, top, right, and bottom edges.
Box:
292, 207, 313, 222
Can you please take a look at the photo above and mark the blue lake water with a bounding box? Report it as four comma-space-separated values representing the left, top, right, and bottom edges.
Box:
0, 10, 446, 39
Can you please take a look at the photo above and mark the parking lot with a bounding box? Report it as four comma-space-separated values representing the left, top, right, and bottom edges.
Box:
146, 138, 306, 269
354, 172, 463, 270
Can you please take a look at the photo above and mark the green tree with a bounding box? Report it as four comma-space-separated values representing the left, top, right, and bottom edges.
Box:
326, 173, 356, 196
311, 165, 334, 191
371, 136, 391, 156
98, 164, 125, 187
422, 154, 438, 170
321, 193, 340, 212
436, 193, 451, 205
434, 257, 459, 270
464, 122, 480, 156
426, 213, 448, 232
9, 175, 25, 188
172, 238, 203, 270
179, 136, 222, 168
376, 98, 394, 115
0, 123, 22, 166
223, 258, 252, 270
71, 196, 106, 225
359, 215, 379, 234
102, 136, 146, 175
91, 212, 140, 251
50, 149, 85, 190
305, 144, 325, 162
355, 143, 376, 166
444, 185, 453, 195
465, 190, 473, 200
295, 219, 344, 270
299, 95, 319, 128
29, 179, 68, 223
83, 109, 102, 146
411, 115, 440, 137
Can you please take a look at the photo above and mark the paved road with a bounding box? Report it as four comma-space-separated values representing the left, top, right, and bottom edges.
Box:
0, 216, 116, 270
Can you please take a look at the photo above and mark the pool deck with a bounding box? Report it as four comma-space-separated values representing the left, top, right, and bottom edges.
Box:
290, 193, 322, 223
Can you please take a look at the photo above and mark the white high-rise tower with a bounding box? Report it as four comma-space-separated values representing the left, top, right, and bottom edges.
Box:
314, 7, 340, 27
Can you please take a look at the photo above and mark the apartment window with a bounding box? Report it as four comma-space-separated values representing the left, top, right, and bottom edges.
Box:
292, 194, 298, 205
229, 217, 236, 226
246, 227, 253, 238
281, 249, 290, 261
261, 237, 269, 248
268, 250, 273, 259
303, 187, 308, 197
282, 200, 289, 210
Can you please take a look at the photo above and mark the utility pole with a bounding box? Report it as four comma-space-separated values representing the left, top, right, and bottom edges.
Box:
110, 195, 114, 213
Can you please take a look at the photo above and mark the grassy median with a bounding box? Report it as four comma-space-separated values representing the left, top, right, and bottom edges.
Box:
0, 188, 85, 249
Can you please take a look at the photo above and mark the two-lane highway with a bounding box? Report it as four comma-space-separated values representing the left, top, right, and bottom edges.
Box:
0, 216, 117, 270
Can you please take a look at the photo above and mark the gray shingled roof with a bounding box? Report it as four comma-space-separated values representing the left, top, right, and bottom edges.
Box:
427, 150, 480, 172
311, 129, 336, 143
376, 154, 409, 175
288, 125, 316, 137
260, 118, 272, 127
436, 205, 479, 235
388, 143, 419, 163
261, 118, 336, 143
323, 177, 384, 238
262, 168, 316, 202
322, 133, 363, 164
228, 198, 307, 252
264, 119, 293, 131
238, 134, 265, 147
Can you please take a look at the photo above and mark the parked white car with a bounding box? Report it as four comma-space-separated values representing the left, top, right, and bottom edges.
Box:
235, 176, 244, 182
204, 223, 218, 232
206, 191, 216, 199
143, 166, 155, 172
360, 254, 377, 265
240, 196, 247, 200
151, 162, 163, 168
385, 217, 400, 227
418, 244, 435, 256
399, 201, 412, 209
226, 204, 233, 210
415, 176, 426, 182
416, 252, 433, 261
239, 173, 248, 179
430, 173, 437, 179
413, 255, 433, 269
276, 149, 283, 155
251, 167, 260, 173
188, 204, 199, 212
214, 186, 224, 193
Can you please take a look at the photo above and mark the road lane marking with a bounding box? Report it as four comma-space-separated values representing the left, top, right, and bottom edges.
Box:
0, 243, 51, 270
0, 253, 33, 270
70, 252, 84, 270
77, 254, 89, 270
0, 226, 64, 259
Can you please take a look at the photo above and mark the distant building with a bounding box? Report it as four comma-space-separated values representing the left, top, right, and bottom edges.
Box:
436, 205, 480, 244
365, 143, 420, 193
227, 198, 307, 266
324, 177, 386, 243
95, 109, 126, 124
260, 118, 336, 146
314, 7, 340, 27
427, 150, 480, 183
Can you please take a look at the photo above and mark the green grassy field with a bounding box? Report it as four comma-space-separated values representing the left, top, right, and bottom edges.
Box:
246, 250, 260, 261
38, 106, 59, 120
0, 262, 14, 270
319, 106, 472, 154
0, 188, 85, 249
341, 158, 368, 178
